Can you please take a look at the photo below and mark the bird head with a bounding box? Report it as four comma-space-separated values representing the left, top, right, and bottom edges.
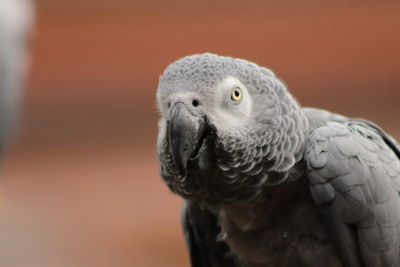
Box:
157, 53, 308, 207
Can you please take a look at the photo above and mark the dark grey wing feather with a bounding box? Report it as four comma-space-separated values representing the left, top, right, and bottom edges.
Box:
351, 118, 400, 159
182, 201, 236, 267
305, 120, 400, 267
319, 202, 364, 267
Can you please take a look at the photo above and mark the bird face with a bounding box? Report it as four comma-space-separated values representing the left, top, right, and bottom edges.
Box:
157, 54, 307, 206
159, 76, 253, 176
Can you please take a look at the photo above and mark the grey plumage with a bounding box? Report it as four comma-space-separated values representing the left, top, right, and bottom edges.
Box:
306, 120, 400, 266
156, 53, 400, 267
0, 0, 34, 153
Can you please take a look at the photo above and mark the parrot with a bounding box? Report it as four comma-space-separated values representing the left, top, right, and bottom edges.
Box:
0, 0, 34, 155
156, 53, 400, 267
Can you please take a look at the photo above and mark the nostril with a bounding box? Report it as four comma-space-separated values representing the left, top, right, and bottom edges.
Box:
167, 102, 171, 108
192, 99, 199, 107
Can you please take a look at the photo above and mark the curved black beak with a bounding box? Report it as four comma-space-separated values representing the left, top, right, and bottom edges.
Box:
168, 103, 206, 177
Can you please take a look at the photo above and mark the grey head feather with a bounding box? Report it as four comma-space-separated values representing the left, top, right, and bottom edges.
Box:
157, 53, 309, 207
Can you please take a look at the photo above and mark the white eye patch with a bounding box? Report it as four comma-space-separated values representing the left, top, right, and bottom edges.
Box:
205, 76, 253, 133
217, 76, 252, 116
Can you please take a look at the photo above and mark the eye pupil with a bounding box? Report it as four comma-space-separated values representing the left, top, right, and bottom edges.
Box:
231, 87, 242, 101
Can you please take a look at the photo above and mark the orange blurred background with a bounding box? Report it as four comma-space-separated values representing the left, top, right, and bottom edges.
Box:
0, 1, 399, 266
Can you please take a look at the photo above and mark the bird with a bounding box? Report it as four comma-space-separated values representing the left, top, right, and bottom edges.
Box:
0, 0, 34, 155
156, 53, 400, 267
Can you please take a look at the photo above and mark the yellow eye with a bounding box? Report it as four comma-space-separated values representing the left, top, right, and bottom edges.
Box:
231, 87, 243, 101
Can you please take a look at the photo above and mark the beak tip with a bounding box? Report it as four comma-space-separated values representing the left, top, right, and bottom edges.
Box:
175, 158, 188, 177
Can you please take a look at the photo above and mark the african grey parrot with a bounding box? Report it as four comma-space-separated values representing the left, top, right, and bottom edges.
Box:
156, 53, 400, 267
0, 0, 34, 154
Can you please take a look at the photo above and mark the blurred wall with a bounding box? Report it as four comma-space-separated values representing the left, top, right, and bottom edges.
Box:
27, 0, 400, 148
0, 1, 399, 266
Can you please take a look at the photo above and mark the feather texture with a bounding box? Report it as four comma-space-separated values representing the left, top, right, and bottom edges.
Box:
305, 120, 400, 267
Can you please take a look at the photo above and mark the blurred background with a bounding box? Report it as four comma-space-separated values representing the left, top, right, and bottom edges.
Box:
0, 0, 399, 266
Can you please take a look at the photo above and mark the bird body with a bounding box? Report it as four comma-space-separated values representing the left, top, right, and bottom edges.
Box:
157, 53, 400, 267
